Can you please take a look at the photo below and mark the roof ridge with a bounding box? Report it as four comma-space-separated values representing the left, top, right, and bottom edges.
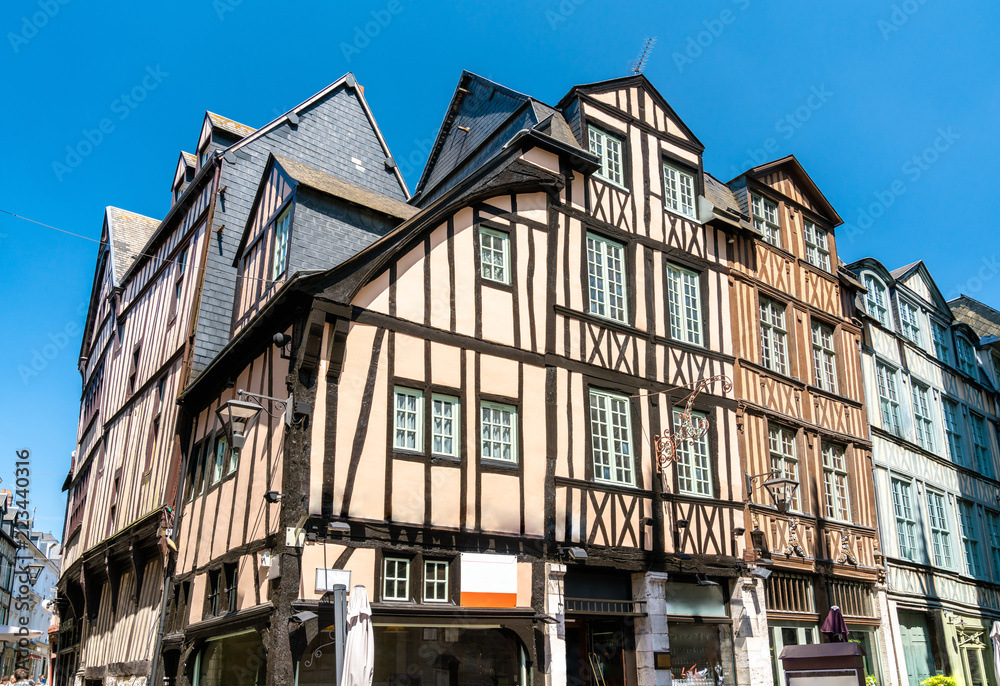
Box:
951, 294, 1000, 320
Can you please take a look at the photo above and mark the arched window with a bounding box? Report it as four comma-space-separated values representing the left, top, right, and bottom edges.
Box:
863, 273, 890, 328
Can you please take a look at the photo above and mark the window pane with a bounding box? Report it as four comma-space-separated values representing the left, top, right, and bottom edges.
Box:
479, 228, 510, 284
674, 410, 711, 496
590, 390, 633, 485
768, 425, 798, 510
393, 388, 423, 451
271, 207, 291, 281
481, 403, 517, 463
663, 164, 696, 218
587, 234, 627, 323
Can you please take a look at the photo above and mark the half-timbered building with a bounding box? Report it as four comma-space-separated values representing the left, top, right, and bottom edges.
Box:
56, 73, 408, 686
164, 72, 760, 686
723, 160, 893, 684
849, 263, 1000, 686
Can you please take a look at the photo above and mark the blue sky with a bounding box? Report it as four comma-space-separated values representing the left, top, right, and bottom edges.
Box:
2, 0, 998, 536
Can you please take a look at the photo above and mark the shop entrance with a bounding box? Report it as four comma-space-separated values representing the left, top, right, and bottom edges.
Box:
565, 617, 636, 686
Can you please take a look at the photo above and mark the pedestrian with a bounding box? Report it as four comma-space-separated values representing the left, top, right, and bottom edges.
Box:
13, 669, 29, 686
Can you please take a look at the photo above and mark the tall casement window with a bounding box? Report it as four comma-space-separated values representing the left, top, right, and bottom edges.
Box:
803, 220, 831, 271
970, 413, 992, 476
926, 489, 953, 568
958, 501, 982, 577
674, 409, 711, 496
480, 402, 517, 464
822, 443, 850, 521
956, 335, 977, 377
423, 560, 449, 603
382, 558, 410, 601
768, 425, 799, 511
943, 399, 965, 465
898, 299, 922, 345
863, 275, 890, 328
206, 570, 221, 618
393, 387, 424, 452
811, 321, 837, 392
479, 227, 511, 285
891, 478, 917, 560
270, 205, 291, 281
211, 434, 230, 486
663, 164, 695, 218
875, 362, 902, 436
932, 321, 952, 364
911, 382, 935, 451
666, 264, 702, 346
588, 126, 624, 187
751, 195, 781, 247
759, 298, 788, 375
173, 247, 187, 315
589, 389, 634, 486
986, 511, 1000, 580
430, 394, 460, 458
586, 233, 627, 323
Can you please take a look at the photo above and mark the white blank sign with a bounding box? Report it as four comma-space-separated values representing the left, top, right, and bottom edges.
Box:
786, 670, 859, 686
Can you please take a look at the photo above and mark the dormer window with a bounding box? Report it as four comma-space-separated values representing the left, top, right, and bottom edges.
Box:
751, 195, 781, 248
199, 147, 211, 168
663, 163, 695, 219
270, 206, 291, 281
803, 220, 831, 271
863, 274, 890, 328
956, 335, 977, 377
932, 321, 951, 364
173, 184, 182, 202
588, 126, 624, 188
898, 298, 921, 345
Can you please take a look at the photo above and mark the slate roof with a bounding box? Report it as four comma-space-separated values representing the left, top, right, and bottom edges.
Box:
890, 260, 922, 281
273, 155, 417, 222
105, 207, 160, 282
207, 111, 256, 139
181, 151, 196, 168
950, 295, 1000, 339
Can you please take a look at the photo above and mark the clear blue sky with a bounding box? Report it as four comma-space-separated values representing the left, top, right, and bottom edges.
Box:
2, 0, 998, 536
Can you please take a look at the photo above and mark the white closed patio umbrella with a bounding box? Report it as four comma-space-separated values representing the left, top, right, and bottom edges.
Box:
990, 620, 1000, 682
341, 585, 374, 686
0, 627, 41, 641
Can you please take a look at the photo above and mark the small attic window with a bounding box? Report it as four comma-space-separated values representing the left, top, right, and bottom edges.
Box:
173, 183, 183, 202
199, 146, 211, 168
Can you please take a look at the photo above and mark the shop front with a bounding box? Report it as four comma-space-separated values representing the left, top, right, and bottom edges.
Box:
563, 568, 641, 686
663, 577, 736, 686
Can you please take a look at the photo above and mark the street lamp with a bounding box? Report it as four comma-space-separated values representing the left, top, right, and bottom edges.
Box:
215, 399, 264, 449
745, 470, 799, 514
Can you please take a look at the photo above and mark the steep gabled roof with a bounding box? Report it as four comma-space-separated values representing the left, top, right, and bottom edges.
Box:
206, 111, 257, 139
889, 260, 921, 281
731, 155, 842, 226
950, 295, 1000, 340
105, 207, 160, 283
558, 73, 705, 152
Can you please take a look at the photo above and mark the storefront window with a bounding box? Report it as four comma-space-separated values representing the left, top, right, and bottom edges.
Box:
849, 628, 883, 686
194, 630, 264, 686
668, 622, 735, 685
371, 626, 527, 686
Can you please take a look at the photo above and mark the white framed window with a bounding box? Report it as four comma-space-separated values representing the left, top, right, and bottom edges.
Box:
481, 402, 517, 464
970, 414, 992, 476
759, 298, 788, 375
822, 443, 850, 521
926, 489, 953, 569
666, 264, 702, 346
891, 478, 917, 561
423, 561, 449, 603
271, 206, 291, 281
911, 382, 935, 451
586, 233, 627, 323
932, 321, 951, 364
943, 399, 965, 466
751, 195, 781, 248
986, 510, 1000, 581
673, 409, 711, 497
663, 164, 696, 218
875, 362, 902, 436
382, 558, 410, 601
479, 227, 510, 285
588, 126, 624, 187
393, 387, 424, 452
863, 274, 890, 328
811, 321, 837, 392
431, 394, 459, 457
589, 390, 634, 486
898, 299, 922, 345
959, 501, 982, 577
211, 434, 229, 486
957, 335, 977, 377
803, 220, 831, 271
768, 425, 799, 511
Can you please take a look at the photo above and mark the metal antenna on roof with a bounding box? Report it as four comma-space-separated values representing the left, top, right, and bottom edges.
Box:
629, 37, 657, 74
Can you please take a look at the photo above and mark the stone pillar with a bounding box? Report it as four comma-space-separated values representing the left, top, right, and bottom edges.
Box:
631, 572, 670, 686
873, 586, 900, 686
543, 563, 567, 686
730, 575, 773, 686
